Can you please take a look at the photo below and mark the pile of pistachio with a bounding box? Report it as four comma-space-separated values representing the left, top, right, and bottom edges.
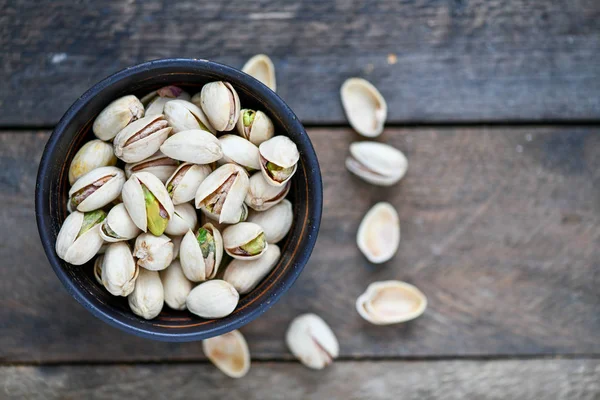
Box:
56, 73, 299, 321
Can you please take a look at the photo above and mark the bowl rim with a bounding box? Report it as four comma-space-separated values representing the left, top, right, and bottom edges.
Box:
35, 58, 322, 342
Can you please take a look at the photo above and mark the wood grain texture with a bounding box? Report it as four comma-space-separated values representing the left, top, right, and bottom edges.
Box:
1, 127, 599, 362
1, 360, 599, 399
1, 0, 599, 126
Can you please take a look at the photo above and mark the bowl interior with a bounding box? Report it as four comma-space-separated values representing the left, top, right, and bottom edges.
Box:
36, 59, 322, 341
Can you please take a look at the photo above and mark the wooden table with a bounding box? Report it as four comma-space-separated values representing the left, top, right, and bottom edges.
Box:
1, 1, 599, 398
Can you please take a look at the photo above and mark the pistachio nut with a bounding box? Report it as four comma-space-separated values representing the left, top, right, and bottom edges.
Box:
247, 199, 292, 244
160, 129, 223, 164
170, 235, 182, 259
93, 95, 144, 141
113, 114, 172, 163
180, 223, 223, 282
124, 152, 179, 184
218, 134, 261, 171
141, 86, 191, 116
259, 136, 299, 187
286, 313, 339, 370
198, 81, 240, 131
165, 162, 212, 205
164, 99, 216, 134
356, 202, 400, 264
134, 233, 174, 271
340, 78, 387, 137
122, 172, 174, 235
195, 164, 250, 224
186, 279, 239, 319
356, 280, 427, 325
222, 222, 267, 260
345, 141, 408, 186
68, 139, 117, 185
235, 109, 275, 146
55, 210, 106, 265
101, 242, 139, 296
100, 203, 141, 242
128, 268, 164, 320
68, 166, 125, 212
223, 244, 280, 294
202, 330, 251, 378
242, 54, 276, 92
165, 203, 198, 236
94, 256, 104, 286
159, 260, 193, 310
244, 172, 290, 211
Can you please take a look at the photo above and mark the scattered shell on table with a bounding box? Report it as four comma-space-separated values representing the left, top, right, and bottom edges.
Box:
245, 172, 290, 211
286, 313, 339, 370
164, 99, 216, 134
166, 162, 212, 205
133, 233, 174, 271
68, 139, 117, 185
259, 136, 299, 187
222, 222, 268, 260
345, 141, 408, 186
356, 280, 427, 325
141, 86, 191, 117
55, 210, 106, 265
128, 268, 164, 320
203, 330, 251, 378
68, 166, 125, 212
236, 109, 275, 146
93, 95, 144, 141
357, 202, 400, 264
242, 54, 276, 92
160, 129, 223, 164
165, 203, 198, 236
101, 242, 139, 297
113, 114, 172, 163
100, 203, 141, 242
199, 81, 241, 131
159, 260, 193, 310
247, 199, 293, 244
180, 223, 223, 282
186, 279, 239, 319
224, 244, 280, 294
218, 134, 261, 171
340, 78, 387, 137
124, 151, 179, 184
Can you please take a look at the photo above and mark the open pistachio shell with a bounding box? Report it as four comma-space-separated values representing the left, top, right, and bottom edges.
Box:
259, 136, 299, 187
128, 268, 164, 320
222, 222, 267, 260
164, 99, 216, 134
195, 164, 250, 224
166, 163, 212, 205
236, 109, 275, 146
101, 242, 139, 296
100, 203, 141, 242
203, 330, 251, 378
93, 95, 144, 141
224, 244, 280, 294
55, 210, 106, 265
357, 202, 400, 264
242, 54, 276, 92
159, 260, 193, 311
219, 134, 261, 171
125, 152, 179, 184
346, 141, 408, 186
340, 78, 387, 137
356, 280, 427, 325
199, 81, 241, 131
244, 172, 290, 211
68, 139, 117, 185
113, 114, 172, 163
142, 86, 191, 117
247, 199, 293, 244
94, 256, 104, 285
186, 279, 239, 319
68, 166, 125, 212
180, 223, 223, 282
134, 233, 174, 271
160, 129, 223, 164
286, 313, 339, 370
165, 203, 198, 236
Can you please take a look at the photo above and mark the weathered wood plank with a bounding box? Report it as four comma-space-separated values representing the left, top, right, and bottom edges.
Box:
1, 360, 599, 399
0, 127, 599, 362
1, 0, 599, 126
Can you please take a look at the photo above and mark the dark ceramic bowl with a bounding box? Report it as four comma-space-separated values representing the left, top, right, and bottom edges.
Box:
35, 59, 322, 342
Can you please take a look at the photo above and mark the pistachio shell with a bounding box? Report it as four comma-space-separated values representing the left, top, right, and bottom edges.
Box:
219, 134, 261, 170
101, 242, 138, 296
259, 136, 299, 187
247, 199, 293, 243
94, 256, 104, 285
100, 203, 141, 242
128, 268, 164, 320
68, 166, 125, 212
346, 141, 408, 186
202, 330, 250, 378
164, 99, 216, 134
244, 172, 290, 211
166, 163, 212, 205
122, 172, 175, 233
223, 244, 280, 294
222, 222, 267, 260
286, 314, 339, 370
114, 115, 172, 163
124, 152, 179, 184
356, 280, 427, 325
340, 78, 387, 137
186, 280, 239, 319
159, 260, 193, 310
160, 129, 223, 164
55, 211, 105, 265
93, 95, 144, 141
165, 203, 198, 236
199, 82, 241, 131
170, 235, 182, 259
134, 233, 174, 271
68, 140, 117, 184
195, 164, 250, 224
236, 109, 275, 146
180, 223, 223, 282
143, 86, 191, 116
242, 54, 276, 91
356, 202, 400, 264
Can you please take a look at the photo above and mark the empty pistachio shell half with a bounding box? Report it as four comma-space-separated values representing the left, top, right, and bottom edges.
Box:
186, 279, 239, 319
356, 280, 427, 325
259, 136, 299, 187
346, 141, 408, 186
125, 152, 179, 184
122, 172, 174, 235
101, 242, 139, 297
165, 203, 198, 236
55, 210, 106, 265
195, 163, 250, 224
134, 233, 174, 271
242, 54, 276, 91
245, 172, 290, 211
223, 222, 268, 260
219, 134, 261, 171
68, 139, 117, 185
166, 162, 212, 205
164, 99, 216, 134
286, 314, 339, 370
236, 109, 275, 146
199, 81, 241, 131
114, 114, 172, 163
128, 268, 164, 320
100, 203, 141, 242
160, 129, 223, 164
357, 202, 400, 264
68, 166, 125, 212
224, 244, 280, 294
159, 260, 193, 310
340, 78, 387, 137
202, 330, 251, 378
93, 95, 144, 141
180, 223, 223, 282
141, 86, 190, 117
247, 199, 293, 244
